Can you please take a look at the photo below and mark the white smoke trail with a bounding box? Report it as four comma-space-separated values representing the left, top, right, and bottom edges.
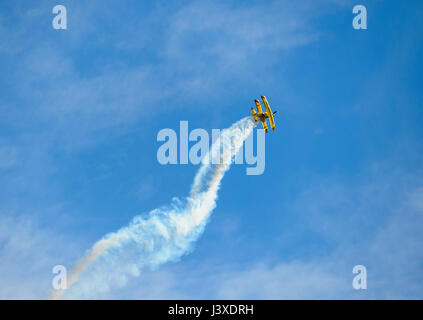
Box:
50, 116, 255, 299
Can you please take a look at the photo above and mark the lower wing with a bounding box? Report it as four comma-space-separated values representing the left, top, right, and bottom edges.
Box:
260, 119, 268, 133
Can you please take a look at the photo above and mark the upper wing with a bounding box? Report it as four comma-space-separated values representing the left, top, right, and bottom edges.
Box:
261, 96, 275, 131
254, 99, 263, 114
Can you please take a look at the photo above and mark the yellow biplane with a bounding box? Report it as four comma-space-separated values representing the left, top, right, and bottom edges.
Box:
251, 95, 277, 133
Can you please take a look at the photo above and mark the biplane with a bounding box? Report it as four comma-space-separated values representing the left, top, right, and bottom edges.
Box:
251, 96, 277, 133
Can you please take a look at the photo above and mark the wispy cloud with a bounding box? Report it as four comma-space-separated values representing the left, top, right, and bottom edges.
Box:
0, 214, 81, 299
2, 0, 421, 300
1, 0, 340, 150
99, 164, 423, 299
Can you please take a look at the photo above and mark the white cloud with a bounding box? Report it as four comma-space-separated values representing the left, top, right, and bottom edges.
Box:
1, 160, 422, 299
215, 261, 348, 299
4, 1, 421, 300
0, 0, 346, 152
0, 214, 82, 299
107, 164, 423, 299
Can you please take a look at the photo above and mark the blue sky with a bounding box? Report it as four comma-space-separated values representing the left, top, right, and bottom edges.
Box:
1, 0, 423, 299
